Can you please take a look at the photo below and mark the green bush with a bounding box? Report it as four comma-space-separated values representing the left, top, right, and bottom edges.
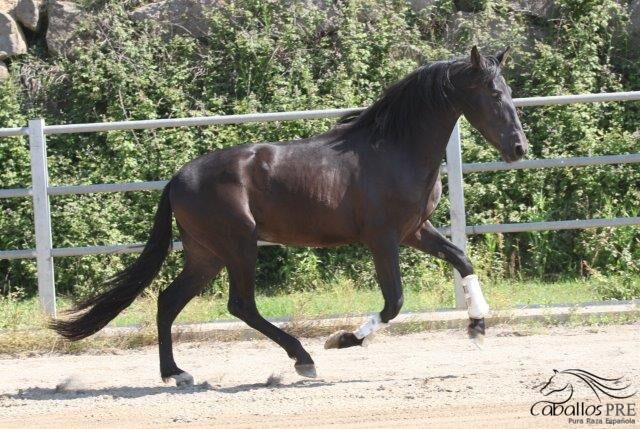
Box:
593, 275, 640, 301
0, 0, 638, 301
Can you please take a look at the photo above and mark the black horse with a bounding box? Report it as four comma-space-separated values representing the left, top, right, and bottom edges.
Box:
52, 47, 528, 387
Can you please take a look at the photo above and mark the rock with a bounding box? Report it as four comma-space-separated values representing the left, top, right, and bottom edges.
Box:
629, 0, 640, 57
15, 0, 44, 31
454, 0, 487, 13
0, 1, 18, 14
445, 11, 498, 48
407, 0, 436, 13
0, 60, 8, 80
0, 11, 26, 60
46, 0, 83, 56
444, 11, 532, 55
130, 0, 224, 39
631, 0, 640, 36
508, 0, 556, 19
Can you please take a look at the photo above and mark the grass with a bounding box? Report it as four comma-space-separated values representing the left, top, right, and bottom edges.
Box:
0, 276, 637, 354
0, 276, 606, 331
118, 276, 604, 325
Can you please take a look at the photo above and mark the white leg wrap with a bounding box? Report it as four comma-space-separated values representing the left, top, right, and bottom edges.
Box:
354, 313, 387, 340
165, 372, 194, 387
462, 275, 490, 319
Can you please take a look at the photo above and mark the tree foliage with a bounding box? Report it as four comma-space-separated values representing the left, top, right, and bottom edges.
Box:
0, 0, 638, 298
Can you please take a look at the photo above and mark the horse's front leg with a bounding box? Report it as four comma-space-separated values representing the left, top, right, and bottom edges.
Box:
325, 237, 403, 349
403, 220, 489, 343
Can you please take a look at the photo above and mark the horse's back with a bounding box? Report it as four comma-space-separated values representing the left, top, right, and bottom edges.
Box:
248, 141, 363, 245
170, 139, 363, 247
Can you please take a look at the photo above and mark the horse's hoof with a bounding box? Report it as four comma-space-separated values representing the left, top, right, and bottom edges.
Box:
361, 335, 373, 347
471, 333, 485, 349
324, 330, 348, 349
295, 363, 317, 378
164, 372, 194, 388
324, 330, 364, 349
468, 318, 485, 350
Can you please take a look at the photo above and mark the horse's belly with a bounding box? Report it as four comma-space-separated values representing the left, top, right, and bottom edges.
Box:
248, 152, 360, 247
257, 229, 357, 248
253, 199, 359, 248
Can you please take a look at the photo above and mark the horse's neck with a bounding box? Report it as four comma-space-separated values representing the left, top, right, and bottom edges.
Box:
403, 110, 460, 177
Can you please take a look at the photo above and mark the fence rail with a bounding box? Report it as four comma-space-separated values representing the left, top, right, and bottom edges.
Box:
1, 91, 640, 316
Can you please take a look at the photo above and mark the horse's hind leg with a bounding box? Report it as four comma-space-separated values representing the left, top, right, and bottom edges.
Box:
157, 240, 223, 387
225, 239, 317, 378
404, 221, 488, 344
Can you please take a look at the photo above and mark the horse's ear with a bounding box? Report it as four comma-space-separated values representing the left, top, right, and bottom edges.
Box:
553, 369, 558, 374
497, 46, 511, 67
470, 46, 484, 69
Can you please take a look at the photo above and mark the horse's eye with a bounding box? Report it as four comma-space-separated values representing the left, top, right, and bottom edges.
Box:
492, 91, 502, 100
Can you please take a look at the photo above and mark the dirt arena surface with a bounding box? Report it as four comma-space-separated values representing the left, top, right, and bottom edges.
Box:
1, 323, 638, 428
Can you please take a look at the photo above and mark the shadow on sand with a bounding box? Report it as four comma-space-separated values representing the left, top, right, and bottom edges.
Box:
1, 379, 337, 401
1, 375, 436, 401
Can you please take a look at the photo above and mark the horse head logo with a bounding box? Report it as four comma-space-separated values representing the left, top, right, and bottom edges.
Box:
540, 369, 636, 403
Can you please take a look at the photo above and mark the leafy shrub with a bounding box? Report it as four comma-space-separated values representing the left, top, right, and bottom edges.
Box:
593, 275, 640, 301
0, 0, 638, 300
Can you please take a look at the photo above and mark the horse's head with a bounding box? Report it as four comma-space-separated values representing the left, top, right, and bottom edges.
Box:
540, 369, 571, 397
451, 46, 528, 163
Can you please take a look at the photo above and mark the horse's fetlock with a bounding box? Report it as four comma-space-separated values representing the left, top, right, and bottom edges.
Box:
381, 295, 403, 322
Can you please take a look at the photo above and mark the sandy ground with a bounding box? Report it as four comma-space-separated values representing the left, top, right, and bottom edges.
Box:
0, 323, 639, 428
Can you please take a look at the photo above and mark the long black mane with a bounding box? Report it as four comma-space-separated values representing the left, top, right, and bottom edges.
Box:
337, 57, 502, 143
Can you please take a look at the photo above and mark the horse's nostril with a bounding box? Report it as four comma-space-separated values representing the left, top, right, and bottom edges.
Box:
514, 144, 525, 157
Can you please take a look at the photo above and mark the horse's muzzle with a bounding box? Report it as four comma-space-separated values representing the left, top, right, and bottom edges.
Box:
502, 135, 528, 163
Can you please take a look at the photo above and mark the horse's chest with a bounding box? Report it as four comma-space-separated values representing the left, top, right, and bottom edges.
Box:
370, 174, 441, 233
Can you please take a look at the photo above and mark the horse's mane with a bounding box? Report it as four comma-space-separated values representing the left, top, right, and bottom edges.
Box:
336, 56, 502, 144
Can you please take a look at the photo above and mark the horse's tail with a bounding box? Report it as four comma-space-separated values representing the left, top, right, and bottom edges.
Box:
50, 182, 174, 341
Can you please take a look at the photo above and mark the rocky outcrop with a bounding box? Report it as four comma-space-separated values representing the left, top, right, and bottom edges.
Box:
15, 0, 43, 31
0, 0, 636, 83
453, 0, 556, 18
46, 0, 83, 56
0, 1, 18, 14
408, 0, 436, 13
508, 0, 555, 19
130, 0, 223, 39
0, 0, 44, 31
454, 0, 487, 13
631, 0, 640, 37
0, 59, 8, 80
0, 11, 26, 60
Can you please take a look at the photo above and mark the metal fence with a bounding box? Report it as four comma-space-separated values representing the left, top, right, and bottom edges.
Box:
1, 91, 640, 316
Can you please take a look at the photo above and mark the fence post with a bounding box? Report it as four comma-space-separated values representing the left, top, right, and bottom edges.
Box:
28, 118, 56, 316
445, 121, 467, 309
